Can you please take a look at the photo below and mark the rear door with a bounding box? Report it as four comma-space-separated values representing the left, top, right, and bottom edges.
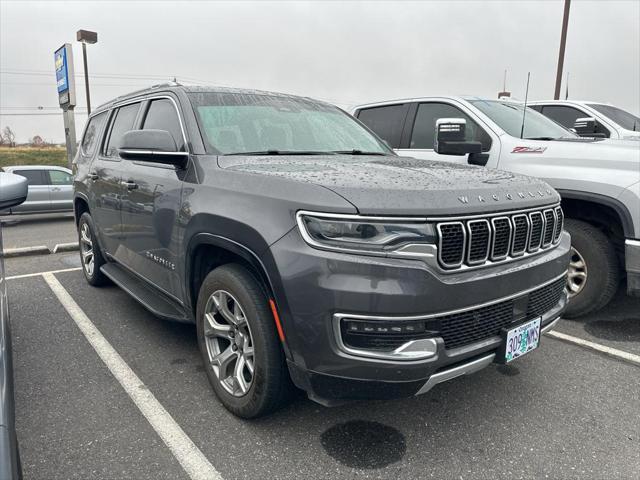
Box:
9, 169, 50, 213
46, 169, 73, 212
88, 101, 142, 255
118, 96, 188, 300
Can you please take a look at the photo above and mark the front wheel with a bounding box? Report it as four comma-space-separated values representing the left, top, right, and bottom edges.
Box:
196, 264, 292, 418
563, 219, 620, 318
78, 212, 109, 286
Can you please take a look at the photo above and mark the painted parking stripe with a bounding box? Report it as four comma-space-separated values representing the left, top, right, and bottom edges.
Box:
6, 267, 82, 281
546, 330, 640, 366
42, 273, 223, 480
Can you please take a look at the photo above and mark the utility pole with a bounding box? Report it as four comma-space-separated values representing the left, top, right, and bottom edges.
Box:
554, 0, 571, 100
77, 30, 98, 114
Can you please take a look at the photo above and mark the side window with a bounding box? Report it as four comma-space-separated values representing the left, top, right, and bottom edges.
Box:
356, 104, 408, 149
104, 102, 141, 157
13, 170, 46, 185
542, 105, 610, 137
410, 103, 492, 151
540, 105, 584, 129
80, 111, 108, 156
48, 170, 73, 185
142, 99, 186, 151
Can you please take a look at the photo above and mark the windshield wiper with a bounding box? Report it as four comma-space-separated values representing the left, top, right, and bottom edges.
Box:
330, 149, 388, 156
524, 137, 556, 141
225, 150, 335, 156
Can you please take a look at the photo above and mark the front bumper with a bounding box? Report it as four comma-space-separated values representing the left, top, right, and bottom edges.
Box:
267, 229, 571, 404
625, 239, 640, 297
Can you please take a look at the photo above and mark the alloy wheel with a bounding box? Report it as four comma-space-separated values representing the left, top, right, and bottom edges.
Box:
203, 290, 255, 397
80, 222, 95, 277
567, 246, 587, 298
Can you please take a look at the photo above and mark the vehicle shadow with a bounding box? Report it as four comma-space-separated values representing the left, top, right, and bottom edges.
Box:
567, 281, 640, 343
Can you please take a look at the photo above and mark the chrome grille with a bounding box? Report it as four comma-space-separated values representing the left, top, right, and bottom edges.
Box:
436, 205, 564, 270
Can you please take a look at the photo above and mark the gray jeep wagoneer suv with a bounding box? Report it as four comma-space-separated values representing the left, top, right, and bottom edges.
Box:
73, 84, 570, 418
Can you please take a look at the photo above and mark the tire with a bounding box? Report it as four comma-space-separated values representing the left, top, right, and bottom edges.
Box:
564, 219, 620, 318
196, 264, 292, 418
78, 212, 109, 286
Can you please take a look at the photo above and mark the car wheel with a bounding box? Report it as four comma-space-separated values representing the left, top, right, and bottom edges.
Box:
78, 212, 109, 286
563, 219, 620, 318
196, 264, 292, 418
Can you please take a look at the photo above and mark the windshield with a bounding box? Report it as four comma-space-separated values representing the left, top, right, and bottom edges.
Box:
188, 92, 391, 155
587, 103, 640, 131
469, 100, 577, 140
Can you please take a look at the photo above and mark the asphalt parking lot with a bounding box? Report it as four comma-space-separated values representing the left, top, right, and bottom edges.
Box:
3, 218, 640, 479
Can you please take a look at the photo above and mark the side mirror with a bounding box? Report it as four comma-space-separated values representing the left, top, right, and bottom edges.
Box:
573, 117, 597, 136
119, 130, 188, 167
434, 118, 482, 156
0, 172, 28, 210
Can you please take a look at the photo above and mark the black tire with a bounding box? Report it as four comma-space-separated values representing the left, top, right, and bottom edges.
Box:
78, 212, 109, 286
564, 219, 620, 318
196, 264, 292, 418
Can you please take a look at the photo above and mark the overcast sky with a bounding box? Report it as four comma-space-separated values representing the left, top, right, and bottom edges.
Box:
1, 0, 639, 143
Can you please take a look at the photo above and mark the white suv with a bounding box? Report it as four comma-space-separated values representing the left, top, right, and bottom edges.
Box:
528, 100, 640, 140
353, 96, 640, 318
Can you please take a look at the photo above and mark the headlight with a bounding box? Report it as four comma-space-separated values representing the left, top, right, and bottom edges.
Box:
297, 211, 436, 254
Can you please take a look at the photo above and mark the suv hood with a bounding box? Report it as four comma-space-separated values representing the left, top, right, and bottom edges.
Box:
218, 155, 559, 216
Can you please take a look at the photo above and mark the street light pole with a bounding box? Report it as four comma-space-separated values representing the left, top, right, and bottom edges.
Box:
81, 41, 91, 114
76, 30, 98, 115
554, 0, 571, 100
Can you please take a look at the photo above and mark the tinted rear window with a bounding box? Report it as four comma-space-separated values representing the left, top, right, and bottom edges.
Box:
13, 170, 46, 185
81, 111, 108, 156
356, 104, 408, 148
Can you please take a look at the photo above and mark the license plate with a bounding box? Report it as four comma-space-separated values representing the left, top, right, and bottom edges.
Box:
503, 317, 541, 363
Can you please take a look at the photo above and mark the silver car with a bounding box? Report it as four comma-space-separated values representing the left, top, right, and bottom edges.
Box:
1, 166, 73, 214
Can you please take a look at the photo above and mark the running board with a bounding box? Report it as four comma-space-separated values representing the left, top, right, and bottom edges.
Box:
100, 263, 190, 323
415, 354, 495, 396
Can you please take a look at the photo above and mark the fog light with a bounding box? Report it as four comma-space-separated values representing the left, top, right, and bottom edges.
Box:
341, 318, 437, 352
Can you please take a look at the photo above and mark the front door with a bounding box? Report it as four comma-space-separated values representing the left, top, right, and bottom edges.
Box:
47, 169, 74, 212
395, 102, 496, 167
118, 97, 188, 300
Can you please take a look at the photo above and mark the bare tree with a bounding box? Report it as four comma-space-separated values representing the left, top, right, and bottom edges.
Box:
31, 135, 45, 147
2, 126, 16, 147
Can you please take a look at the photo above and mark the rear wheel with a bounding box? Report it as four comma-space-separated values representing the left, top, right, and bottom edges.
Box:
78, 212, 109, 286
196, 264, 292, 418
564, 219, 619, 318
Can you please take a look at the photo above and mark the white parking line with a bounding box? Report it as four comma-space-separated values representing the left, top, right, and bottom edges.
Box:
546, 330, 640, 366
42, 273, 223, 480
6, 267, 82, 280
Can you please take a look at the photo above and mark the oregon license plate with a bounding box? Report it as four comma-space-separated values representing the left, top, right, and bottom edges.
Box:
504, 318, 541, 363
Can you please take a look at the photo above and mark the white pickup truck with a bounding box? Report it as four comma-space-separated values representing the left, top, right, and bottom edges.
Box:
353, 97, 640, 317
528, 100, 640, 140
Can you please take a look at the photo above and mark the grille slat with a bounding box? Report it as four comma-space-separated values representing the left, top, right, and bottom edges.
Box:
437, 222, 465, 267
528, 212, 544, 251
543, 209, 555, 246
491, 217, 512, 260
436, 206, 564, 270
467, 220, 490, 264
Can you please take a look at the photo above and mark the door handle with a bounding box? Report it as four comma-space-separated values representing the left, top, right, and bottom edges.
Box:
51, 187, 61, 192
87, 172, 99, 181
121, 180, 138, 190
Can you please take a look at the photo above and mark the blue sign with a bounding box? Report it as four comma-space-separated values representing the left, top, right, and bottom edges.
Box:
55, 46, 69, 94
